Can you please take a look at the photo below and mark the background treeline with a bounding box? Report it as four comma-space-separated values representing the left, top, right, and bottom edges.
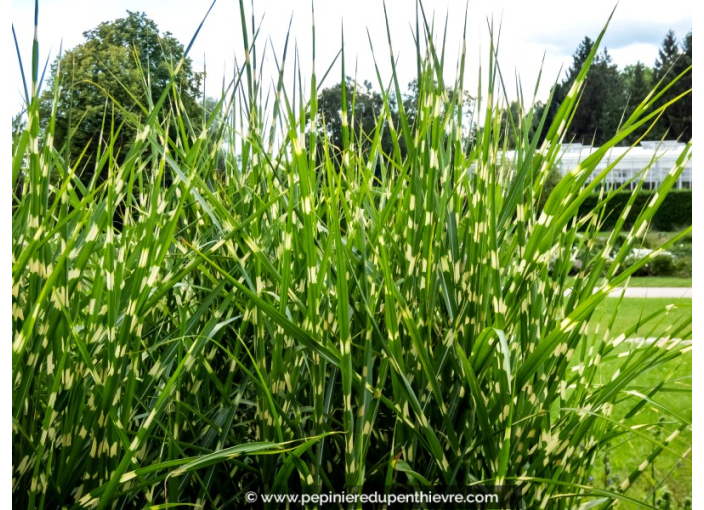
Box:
28, 14, 690, 192
502, 30, 692, 148
313, 30, 692, 155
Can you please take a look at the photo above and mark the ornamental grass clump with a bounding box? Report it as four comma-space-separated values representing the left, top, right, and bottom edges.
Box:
12, 1, 691, 508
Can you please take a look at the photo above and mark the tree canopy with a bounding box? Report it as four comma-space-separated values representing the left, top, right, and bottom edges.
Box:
534, 30, 691, 147
40, 11, 204, 182
623, 62, 651, 142
315, 77, 475, 167
651, 30, 692, 141
544, 37, 625, 145
316, 78, 397, 159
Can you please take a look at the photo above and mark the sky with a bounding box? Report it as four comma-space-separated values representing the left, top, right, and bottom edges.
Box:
10, 0, 692, 114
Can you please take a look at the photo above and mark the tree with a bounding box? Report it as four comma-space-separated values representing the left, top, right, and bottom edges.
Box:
678, 31, 693, 140
316, 78, 399, 161
499, 100, 542, 149
402, 78, 476, 149
569, 47, 625, 145
540, 37, 594, 144
202, 96, 228, 173
653, 30, 680, 83
622, 62, 652, 99
40, 11, 204, 182
541, 38, 626, 146
683, 31, 692, 60
623, 62, 651, 142
316, 77, 475, 169
670, 31, 692, 141
650, 30, 691, 141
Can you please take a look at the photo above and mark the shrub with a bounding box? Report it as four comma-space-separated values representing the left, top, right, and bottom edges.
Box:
11, 2, 692, 509
678, 233, 693, 244
578, 190, 692, 231
674, 256, 693, 277
670, 238, 692, 258
618, 248, 677, 276
650, 253, 677, 276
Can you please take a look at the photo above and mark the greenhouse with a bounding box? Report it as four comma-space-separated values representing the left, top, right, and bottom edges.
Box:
555, 140, 692, 190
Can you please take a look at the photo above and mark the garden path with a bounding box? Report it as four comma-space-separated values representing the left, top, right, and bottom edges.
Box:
607, 287, 692, 298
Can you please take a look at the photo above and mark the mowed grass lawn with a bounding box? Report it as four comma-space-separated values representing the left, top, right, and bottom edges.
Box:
588, 298, 692, 338
567, 276, 692, 288
626, 277, 692, 288
584, 298, 692, 507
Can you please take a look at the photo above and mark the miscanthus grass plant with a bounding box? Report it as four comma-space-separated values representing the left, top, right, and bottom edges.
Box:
12, 1, 692, 508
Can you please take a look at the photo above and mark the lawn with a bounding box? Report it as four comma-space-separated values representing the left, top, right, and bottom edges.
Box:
584, 298, 692, 508
625, 277, 692, 288
594, 231, 690, 245
567, 276, 692, 290
587, 298, 692, 338
588, 230, 692, 289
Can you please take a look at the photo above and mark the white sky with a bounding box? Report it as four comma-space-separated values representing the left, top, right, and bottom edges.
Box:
10, 0, 692, 113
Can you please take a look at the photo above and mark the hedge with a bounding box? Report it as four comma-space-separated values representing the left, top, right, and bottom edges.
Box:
577, 190, 692, 231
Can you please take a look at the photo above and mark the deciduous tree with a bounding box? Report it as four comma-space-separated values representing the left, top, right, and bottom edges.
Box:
40, 11, 204, 182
